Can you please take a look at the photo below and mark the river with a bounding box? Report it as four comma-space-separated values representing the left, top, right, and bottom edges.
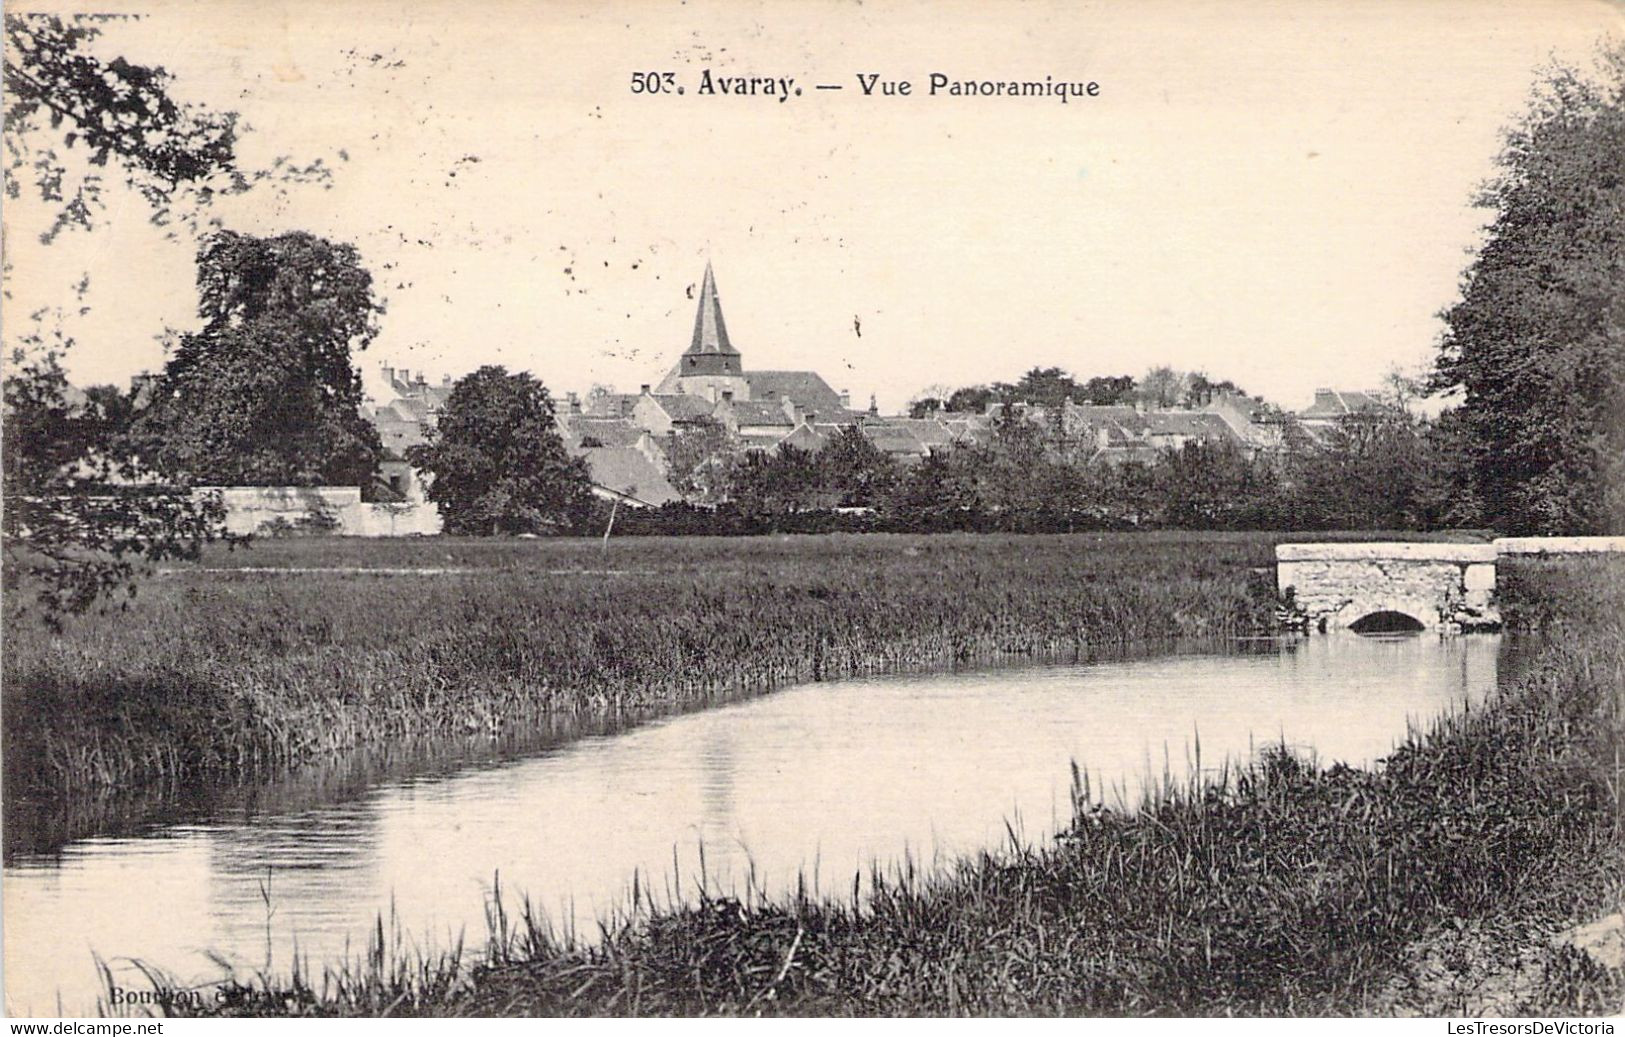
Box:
3, 633, 1515, 1015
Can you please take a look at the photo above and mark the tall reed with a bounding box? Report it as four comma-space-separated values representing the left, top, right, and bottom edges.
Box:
166, 555, 1624, 1017
5, 533, 1284, 796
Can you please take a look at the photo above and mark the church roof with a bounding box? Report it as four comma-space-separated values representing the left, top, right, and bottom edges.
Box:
687, 262, 738, 357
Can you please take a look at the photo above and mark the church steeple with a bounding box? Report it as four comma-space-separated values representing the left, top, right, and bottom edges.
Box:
679, 261, 743, 381
688, 261, 739, 358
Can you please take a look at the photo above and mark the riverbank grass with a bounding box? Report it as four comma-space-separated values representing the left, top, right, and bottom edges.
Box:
6, 533, 1287, 797
166, 555, 1623, 1017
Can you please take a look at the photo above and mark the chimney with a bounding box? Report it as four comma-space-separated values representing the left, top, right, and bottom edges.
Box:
382, 364, 395, 386
868, 393, 879, 417
442, 374, 452, 387
416, 372, 427, 385
640, 384, 651, 396
839, 389, 852, 409
566, 391, 581, 414
806, 411, 818, 425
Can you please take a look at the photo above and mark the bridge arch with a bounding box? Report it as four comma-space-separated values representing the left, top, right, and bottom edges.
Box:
1276, 543, 1500, 633
1347, 609, 1427, 635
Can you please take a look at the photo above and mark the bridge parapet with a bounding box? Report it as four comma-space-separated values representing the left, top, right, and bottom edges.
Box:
1493, 536, 1625, 556
1275, 542, 1500, 633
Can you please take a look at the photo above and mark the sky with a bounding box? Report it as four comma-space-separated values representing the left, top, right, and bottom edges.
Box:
4, 0, 1621, 413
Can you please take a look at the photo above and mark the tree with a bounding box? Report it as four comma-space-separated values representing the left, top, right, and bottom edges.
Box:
945, 385, 995, 414
729, 444, 833, 517
1135, 366, 1185, 409
3, 325, 228, 625
3, 12, 329, 243
1, 14, 274, 622
907, 383, 953, 417
978, 406, 1052, 522
1150, 440, 1281, 529
1432, 45, 1625, 534
1079, 374, 1135, 405
129, 230, 384, 487
408, 366, 592, 535
1008, 366, 1079, 409
818, 425, 898, 507
1283, 411, 1445, 530
660, 415, 737, 504
883, 446, 985, 530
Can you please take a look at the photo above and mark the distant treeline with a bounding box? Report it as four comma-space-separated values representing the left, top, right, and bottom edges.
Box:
602, 406, 1476, 537
907, 365, 1245, 416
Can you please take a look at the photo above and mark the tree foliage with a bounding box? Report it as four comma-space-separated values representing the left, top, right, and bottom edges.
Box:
818, 425, 898, 507
660, 416, 737, 504
917, 366, 1243, 416
409, 366, 592, 535
1, 14, 351, 621
2, 328, 229, 626
1281, 412, 1453, 530
129, 230, 384, 487
3, 12, 329, 243
1136, 365, 1184, 409
651, 402, 1479, 535
1079, 374, 1136, 405
1433, 45, 1625, 534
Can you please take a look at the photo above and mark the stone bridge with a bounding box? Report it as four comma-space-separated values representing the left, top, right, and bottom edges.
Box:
1275, 542, 1500, 633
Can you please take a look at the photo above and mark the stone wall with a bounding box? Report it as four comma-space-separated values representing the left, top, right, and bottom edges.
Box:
1275, 542, 1499, 632
195, 487, 442, 537
1493, 536, 1625, 556
348, 500, 443, 536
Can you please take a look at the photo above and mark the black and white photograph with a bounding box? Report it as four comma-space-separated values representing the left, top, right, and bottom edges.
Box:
2, 0, 1623, 1022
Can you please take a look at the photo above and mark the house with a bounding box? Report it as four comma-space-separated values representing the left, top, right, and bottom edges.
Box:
375, 451, 432, 502
581, 446, 681, 507
777, 420, 835, 453
1297, 388, 1390, 429
363, 366, 458, 452
561, 415, 646, 449
887, 417, 957, 453
1140, 411, 1243, 452
740, 371, 850, 418
1201, 391, 1287, 453
713, 395, 798, 437
859, 423, 930, 463
583, 392, 641, 419
939, 413, 993, 446
632, 388, 719, 436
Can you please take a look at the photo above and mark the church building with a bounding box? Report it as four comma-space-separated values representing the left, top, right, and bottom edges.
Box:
651, 262, 854, 421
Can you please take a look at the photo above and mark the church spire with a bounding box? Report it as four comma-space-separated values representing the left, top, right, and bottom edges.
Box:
687, 261, 739, 357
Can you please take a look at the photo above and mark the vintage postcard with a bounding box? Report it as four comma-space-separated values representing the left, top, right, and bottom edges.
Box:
3, 0, 1622, 1023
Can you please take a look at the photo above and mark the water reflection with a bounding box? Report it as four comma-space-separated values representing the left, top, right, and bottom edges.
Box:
4, 634, 1515, 1015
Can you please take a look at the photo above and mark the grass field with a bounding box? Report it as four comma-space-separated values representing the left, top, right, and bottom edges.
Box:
171, 554, 1624, 1017
5, 532, 1319, 797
